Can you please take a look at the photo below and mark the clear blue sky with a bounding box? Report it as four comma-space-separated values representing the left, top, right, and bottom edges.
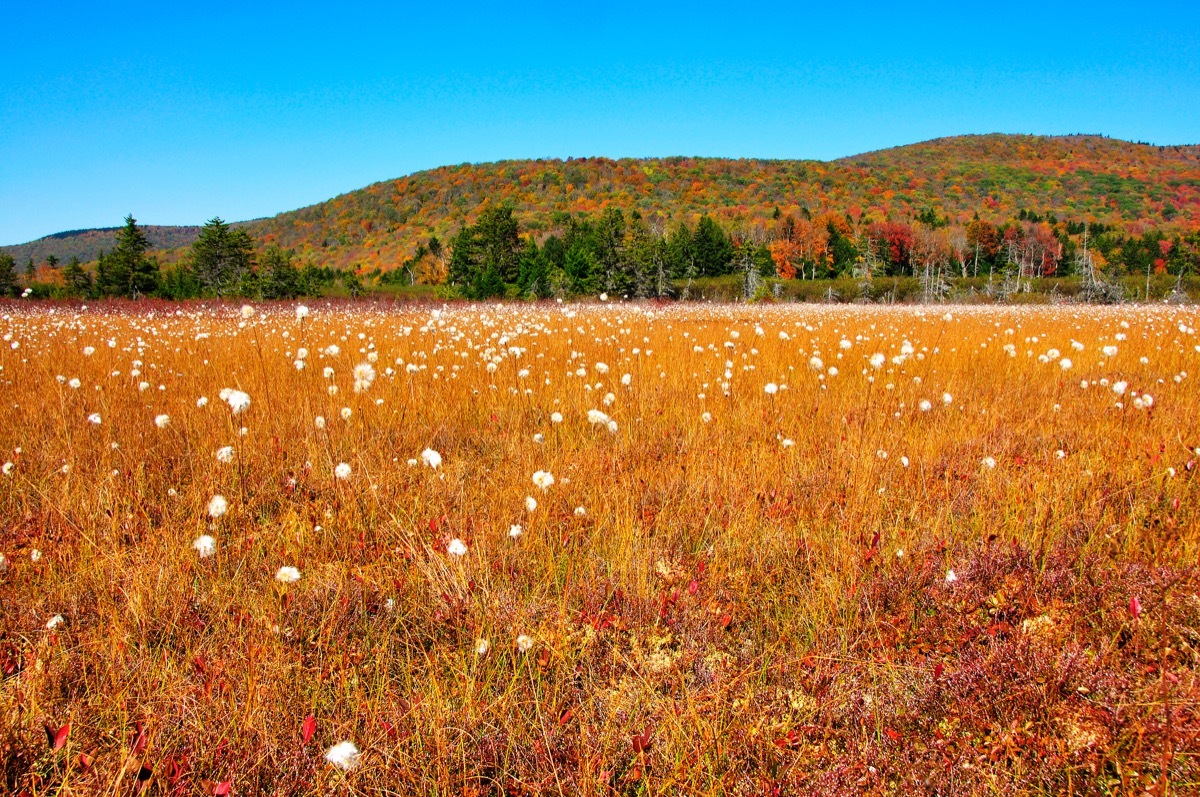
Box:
2, 1, 1198, 245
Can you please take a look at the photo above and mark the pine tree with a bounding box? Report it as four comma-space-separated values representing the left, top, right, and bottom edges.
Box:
191, 218, 255, 296
0, 253, 17, 296
261, 246, 301, 299
109, 215, 159, 297
63, 256, 93, 297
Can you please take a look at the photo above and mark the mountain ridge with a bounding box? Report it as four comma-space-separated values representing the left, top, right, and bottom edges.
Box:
6, 134, 1198, 269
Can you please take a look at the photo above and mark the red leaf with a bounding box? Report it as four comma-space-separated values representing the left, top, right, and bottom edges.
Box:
631, 724, 654, 754
933, 662, 944, 680
131, 721, 148, 755
558, 708, 574, 725
301, 714, 316, 744
687, 579, 698, 596
214, 781, 232, 796
53, 723, 71, 751
166, 757, 187, 784
1130, 596, 1142, 620
884, 727, 901, 741
78, 752, 93, 771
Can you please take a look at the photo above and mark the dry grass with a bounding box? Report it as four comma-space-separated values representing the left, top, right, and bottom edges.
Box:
1, 300, 1198, 796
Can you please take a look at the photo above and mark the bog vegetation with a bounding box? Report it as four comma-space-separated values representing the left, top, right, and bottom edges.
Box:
1, 300, 1198, 794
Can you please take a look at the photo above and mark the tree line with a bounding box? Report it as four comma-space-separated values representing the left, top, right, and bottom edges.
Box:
441, 205, 1200, 299
0, 215, 364, 300
2, 206, 1197, 301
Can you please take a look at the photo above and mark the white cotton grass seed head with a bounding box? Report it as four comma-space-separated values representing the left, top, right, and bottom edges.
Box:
516, 634, 534, 652
193, 535, 216, 558
525, 496, 538, 512
334, 462, 352, 480
532, 470, 555, 490
447, 538, 468, 556
216, 446, 234, 463
324, 741, 360, 770
275, 566, 301, 584
508, 524, 523, 539
764, 382, 778, 395
421, 448, 442, 469
207, 494, 228, 519
154, 414, 170, 429
224, 389, 251, 415
88, 413, 102, 425
476, 639, 490, 655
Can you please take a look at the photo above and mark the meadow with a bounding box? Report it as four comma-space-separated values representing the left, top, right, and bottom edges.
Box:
1, 300, 1198, 795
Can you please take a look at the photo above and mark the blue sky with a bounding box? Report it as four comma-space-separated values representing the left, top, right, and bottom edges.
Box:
2, 1, 1197, 245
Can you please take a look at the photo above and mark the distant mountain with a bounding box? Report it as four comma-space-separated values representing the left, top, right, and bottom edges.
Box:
243, 134, 1200, 271
7, 134, 1198, 271
1, 225, 206, 267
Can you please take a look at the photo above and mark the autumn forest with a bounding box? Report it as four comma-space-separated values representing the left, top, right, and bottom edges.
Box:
3, 134, 1199, 302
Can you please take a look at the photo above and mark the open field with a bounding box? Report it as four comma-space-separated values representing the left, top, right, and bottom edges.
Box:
1, 301, 1199, 795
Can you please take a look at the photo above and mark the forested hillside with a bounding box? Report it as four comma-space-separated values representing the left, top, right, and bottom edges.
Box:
4, 134, 1199, 300
1, 226, 205, 268
247, 134, 1200, 273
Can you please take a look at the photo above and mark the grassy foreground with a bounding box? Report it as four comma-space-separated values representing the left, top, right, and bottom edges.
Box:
1, 301, 1198, 795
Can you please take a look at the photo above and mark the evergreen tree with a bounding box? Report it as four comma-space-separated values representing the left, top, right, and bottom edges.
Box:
260, 246, 301, 299
191, 217, 256, 295
448, 206, 522, 290
63, 256, 93, 297
475, 206, 522, 284
594, 207, 626, 292
692, 215, 734, 276
0, 253, 17, 296
107, 215, 159, 297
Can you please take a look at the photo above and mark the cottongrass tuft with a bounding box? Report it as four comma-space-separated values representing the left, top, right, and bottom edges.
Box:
421, 448, 442, 469
532, 470, 555, 490
193, 535, 216, 558
325, 740, 360, 770
207, 494, 228, 519
275, 566, 301, 584
447, 538, 468, 556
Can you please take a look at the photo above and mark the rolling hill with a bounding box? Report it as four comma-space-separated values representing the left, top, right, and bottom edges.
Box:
1, 225, 206, 268
7, 134, 1199, 271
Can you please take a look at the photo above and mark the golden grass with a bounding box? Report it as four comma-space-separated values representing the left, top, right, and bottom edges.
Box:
1, 301, 1198, 795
